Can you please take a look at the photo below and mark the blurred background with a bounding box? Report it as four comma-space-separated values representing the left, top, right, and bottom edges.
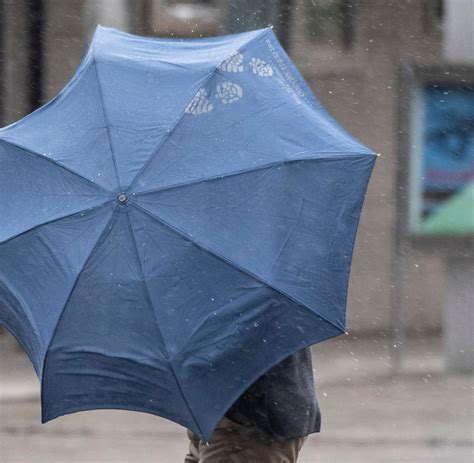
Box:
0, 1, 473, 462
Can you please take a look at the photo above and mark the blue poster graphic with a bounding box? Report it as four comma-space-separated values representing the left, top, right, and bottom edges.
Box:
419, 85, 474, 232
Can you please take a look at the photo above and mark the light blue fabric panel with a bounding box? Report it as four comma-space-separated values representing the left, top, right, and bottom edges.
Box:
0, 141, 112, 243
129, 29, 371, 195
92, 27, 267, 190
0, 51, 118, 191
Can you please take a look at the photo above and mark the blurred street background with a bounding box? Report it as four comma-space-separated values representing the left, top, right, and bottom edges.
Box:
1, 1, 473, 462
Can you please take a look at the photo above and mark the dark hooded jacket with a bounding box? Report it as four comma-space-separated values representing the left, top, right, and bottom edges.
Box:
224, 346, 320, 439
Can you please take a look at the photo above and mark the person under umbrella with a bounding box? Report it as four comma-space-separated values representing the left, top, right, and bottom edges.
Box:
0, 26, 376, 461
185, 347, 316, 461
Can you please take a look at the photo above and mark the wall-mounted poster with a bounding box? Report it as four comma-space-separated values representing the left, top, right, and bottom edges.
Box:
404, 65, 474, 237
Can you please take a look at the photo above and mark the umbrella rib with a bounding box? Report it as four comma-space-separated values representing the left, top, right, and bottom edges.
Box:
123, 207, 205, 439
125, 28, 270, 195
0, 138, 113, 195
0, 199, 114, 246
131, 202, 345, 334
122, 76, 215, 194
40, 203, 120, 375
133, 153, 371, 197
91, 58, 122, 192
123, 208, 171, 359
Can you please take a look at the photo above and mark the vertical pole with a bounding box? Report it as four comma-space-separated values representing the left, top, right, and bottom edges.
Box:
126, 0, 149, 35
139, 0, 153, 36
340, 0, 355, 50
443, 257, 474, 373
0, 0, 4, 334
391, 62, 413, 376
278, 0, 293, 51
26, 0, 44, 111
0, 0, 5, 125
390, 235, 405, 375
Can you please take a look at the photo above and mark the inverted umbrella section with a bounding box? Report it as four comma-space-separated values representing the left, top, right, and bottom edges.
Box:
0, 26, 376, 441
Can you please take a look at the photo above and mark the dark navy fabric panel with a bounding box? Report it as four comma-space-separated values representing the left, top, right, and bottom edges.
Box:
42, 350, 196, 431
134, 156, 375, 331
172, 285, 342, 440
0, 203, 116, 366
47, 206, 168, 363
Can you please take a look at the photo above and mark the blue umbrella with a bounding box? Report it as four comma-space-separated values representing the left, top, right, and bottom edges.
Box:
0, 26, 376, 441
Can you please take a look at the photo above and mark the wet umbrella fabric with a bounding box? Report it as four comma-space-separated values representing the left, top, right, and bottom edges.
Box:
0, 26, 376, 441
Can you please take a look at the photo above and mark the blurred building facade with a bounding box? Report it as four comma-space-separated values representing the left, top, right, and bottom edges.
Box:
0, 0, 472, 338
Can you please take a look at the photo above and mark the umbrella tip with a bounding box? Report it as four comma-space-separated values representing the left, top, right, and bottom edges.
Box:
376, 153, 382, 157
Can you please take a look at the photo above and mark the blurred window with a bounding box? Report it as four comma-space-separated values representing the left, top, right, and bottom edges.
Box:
165, 0, 218, 5
303, 0, 356, 49
151, 0, 223, 36
422, 0, 444, 36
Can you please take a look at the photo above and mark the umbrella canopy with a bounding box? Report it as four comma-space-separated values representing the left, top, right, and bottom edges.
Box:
0, 26, 376, 441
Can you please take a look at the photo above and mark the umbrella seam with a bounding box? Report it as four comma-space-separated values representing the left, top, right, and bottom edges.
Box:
0, 138, 112, 195
40, 204, 119, 378
56, 349, 168, 369
124, 28, 270, 195
130, 202, 345, 335
0, 199, 114, 246
91, 48, 122, 192
123, 207, 206, 439
123, 207, 172, 361
168, 363, 206, 441
266, 197, 305, 279
177, 294, 342, 359
132, 153, 372, 197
